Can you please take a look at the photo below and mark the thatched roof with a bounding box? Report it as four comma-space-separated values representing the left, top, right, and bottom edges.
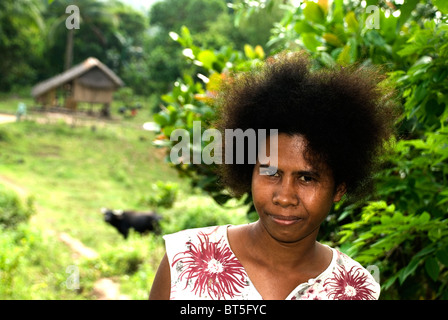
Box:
31, 57, 124, 98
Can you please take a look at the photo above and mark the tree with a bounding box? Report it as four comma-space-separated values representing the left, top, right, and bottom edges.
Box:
42, 0, 149, 92
144, 0, 282, 96
0, 0, 45, 91
46, 0, 118, 73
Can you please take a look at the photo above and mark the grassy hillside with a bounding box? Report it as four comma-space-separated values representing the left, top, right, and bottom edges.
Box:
0, 110, 248, 299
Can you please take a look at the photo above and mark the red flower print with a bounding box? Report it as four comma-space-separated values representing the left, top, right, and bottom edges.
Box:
323, 265, 376, 300
172, 232, 247, 299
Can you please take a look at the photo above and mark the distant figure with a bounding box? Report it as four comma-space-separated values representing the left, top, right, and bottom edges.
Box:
16, 102, 27, 122
101, 208, 162, 239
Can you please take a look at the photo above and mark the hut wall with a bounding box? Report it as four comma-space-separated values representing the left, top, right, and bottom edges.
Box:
37, 89, 57, 107
73, 80, 114, 104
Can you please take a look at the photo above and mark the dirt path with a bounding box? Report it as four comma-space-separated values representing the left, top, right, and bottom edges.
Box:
0, 174, 129, 300
0, 111, 121, 128
0, 175, 28, 198
0, 113, 16, 124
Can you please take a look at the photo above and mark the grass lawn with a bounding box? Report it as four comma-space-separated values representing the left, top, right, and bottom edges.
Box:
0, 98, 248, 299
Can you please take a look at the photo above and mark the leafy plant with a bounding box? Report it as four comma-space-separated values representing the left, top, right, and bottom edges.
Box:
335, 11, 448, 299
0, 184, 35, 229
140, 180, 178, 209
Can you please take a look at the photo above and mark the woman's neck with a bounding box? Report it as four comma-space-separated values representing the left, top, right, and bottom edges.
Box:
248, 220, 322, 270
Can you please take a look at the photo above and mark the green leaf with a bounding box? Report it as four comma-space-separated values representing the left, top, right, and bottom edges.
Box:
161, 94, 176, 103
397, 42, 420, 57
303, 2, 325, 24
153, 113, 169, 126
302, 33, 321, 52
417, 212, 431, 224
319, 52, 336, 68
197, 50, 217, 70
162, 125, 176, 138
428, 227, 443, 242
345, 11, 359, 33
414, 245, 435, 259
244, 44, 256, 59
383, 273, 399, 290
323, 33, 344, 47
399, 257, 420, 284
397, 0, 419, 29
433, 0, 448, 14
424, 257, 440, 281
294, 21, 317, 35
435, 248, 448, 267
337, 44, 351, 66
180, 26, 192, 47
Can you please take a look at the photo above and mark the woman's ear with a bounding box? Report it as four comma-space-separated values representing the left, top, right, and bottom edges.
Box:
333, 183, 347, 202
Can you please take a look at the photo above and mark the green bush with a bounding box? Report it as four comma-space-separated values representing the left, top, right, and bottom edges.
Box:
78, 232, 165, 299
0, 184, 34, 229
0, 223, 81, 299
335, 18, 448, 299
0, 226, 25, 297
0, 127, 13, 142
140, 181, 179, 209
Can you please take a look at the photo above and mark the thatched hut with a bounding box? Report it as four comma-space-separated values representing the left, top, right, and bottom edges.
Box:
31, 57, 124, 116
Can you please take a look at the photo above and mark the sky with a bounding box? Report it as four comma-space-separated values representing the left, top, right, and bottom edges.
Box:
119, 0, 160, 12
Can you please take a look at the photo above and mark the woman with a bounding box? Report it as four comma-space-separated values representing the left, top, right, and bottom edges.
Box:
149, 52, 397, 300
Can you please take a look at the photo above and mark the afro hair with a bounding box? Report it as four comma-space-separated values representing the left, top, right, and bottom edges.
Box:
214, 51, 398, 201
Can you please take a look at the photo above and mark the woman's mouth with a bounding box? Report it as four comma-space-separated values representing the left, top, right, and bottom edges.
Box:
268, 214, 302, 226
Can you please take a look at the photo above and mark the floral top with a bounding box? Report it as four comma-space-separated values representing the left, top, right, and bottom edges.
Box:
163, 225, 380, 300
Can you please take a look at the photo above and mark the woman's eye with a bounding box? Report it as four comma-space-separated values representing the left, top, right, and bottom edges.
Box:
299, 176, 313, 183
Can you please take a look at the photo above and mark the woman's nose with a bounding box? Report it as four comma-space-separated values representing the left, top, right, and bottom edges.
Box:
272, 177, 299, 207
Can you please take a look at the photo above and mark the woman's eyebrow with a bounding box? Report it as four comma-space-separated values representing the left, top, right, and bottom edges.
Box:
296, 170, 320, 178
259, 164, 320, 177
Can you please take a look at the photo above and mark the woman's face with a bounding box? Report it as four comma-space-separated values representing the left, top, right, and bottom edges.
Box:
251, 133, 345, 244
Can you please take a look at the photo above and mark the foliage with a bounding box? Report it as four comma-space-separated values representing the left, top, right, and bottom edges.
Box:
0, 211, 83, 299
139, 180, 179, 209
338, 201, 448, 299
0, 184, 35, 229
336, 15, 448, 299
389, 20, 448, 135
0, 0, 45, 91
151, 0, 448, 299
145, 0, 278, 96
0, 186, 35, 298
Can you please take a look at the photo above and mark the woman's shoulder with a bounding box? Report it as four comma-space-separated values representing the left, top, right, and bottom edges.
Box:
163, 225, 230, 259
163, 225, 229, 243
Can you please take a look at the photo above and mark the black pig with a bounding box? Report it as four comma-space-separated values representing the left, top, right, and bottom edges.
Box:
101, 208, 162, 239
